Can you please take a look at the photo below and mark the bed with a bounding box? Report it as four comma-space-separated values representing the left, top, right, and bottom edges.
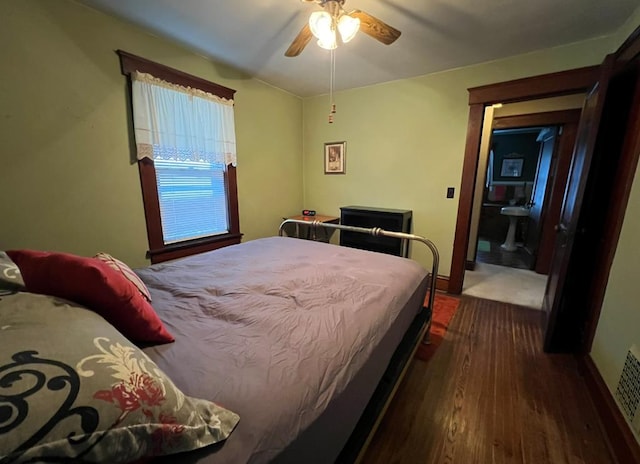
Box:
0, 223, 438, 464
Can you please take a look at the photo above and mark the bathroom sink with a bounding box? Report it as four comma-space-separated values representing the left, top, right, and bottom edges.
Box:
500, 206, 529, 251
500, 206, 530, 217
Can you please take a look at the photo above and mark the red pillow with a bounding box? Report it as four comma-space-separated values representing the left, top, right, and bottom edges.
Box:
6, 249, 173, 344
94, 252, 152, 302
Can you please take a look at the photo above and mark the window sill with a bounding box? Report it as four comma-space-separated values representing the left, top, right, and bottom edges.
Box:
147, 233, 242, 264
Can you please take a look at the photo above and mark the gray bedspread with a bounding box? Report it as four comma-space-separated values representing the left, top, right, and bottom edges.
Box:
137, 237, 428, 463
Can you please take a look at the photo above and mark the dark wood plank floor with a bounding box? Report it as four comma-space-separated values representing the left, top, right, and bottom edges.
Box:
361, 296, 614, 464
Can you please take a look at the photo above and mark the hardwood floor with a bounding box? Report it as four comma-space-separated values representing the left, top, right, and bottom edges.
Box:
362, 296, 614, 464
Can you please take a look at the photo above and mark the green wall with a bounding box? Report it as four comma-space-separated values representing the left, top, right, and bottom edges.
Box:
589, 6, 640, 426
0, 0, 303, 267
591, 161, 640, 396
302, 36, 615, 275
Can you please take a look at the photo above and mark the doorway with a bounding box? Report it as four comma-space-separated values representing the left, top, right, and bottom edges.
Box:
462, 104, 583, 309
451, 50, 640, 355
477, 127, 550, 270
465, 127, 553, 309
449, 66, 600, 298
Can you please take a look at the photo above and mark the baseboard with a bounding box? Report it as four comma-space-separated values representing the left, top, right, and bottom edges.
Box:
435, 275, 449, 292
578, 354, 640, 464
465, 260, 476, 271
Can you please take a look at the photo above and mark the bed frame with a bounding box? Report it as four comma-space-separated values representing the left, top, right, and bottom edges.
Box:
278, 219, 439, 463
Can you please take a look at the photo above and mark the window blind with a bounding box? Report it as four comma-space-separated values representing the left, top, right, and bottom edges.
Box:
155, 160, 229, 244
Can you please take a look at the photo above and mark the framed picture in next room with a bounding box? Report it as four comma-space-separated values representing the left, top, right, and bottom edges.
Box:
324, 141, 346, 174
500, 157, 524, 177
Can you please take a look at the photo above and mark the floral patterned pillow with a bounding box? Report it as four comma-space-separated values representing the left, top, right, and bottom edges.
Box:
0, 251, 25, 293
0, 292, 239, 463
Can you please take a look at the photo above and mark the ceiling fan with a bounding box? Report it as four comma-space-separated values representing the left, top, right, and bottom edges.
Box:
285, 0, 401, 57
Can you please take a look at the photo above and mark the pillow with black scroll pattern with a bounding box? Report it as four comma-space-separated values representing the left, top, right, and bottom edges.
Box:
0, 292, 239, 463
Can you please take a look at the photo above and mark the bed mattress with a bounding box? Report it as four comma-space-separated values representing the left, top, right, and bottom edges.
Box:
137, 236, 428, 463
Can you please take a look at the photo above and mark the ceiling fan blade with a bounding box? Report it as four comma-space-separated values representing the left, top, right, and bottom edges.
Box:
349, 10, 401, 45
285, 23, 313, 57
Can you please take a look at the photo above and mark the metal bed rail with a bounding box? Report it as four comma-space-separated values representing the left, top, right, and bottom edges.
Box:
278, 219, 439, 344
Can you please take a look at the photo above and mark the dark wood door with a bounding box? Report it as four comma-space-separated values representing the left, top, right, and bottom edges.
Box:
542, 63, 612, 351
534, 120, 579, 274
524, 127, 556, 263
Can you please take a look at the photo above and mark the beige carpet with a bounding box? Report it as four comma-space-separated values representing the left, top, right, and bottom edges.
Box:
463, 262, 547, 309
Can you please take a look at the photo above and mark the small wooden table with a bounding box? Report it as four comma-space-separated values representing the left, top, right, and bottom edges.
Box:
285, 215, 339, 242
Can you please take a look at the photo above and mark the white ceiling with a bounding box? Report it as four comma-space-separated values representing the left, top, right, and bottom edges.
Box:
79, 0, 638, 97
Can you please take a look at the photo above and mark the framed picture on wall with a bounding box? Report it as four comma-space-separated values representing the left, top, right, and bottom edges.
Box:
324, 141, 346, 174
500, 157, 524, 177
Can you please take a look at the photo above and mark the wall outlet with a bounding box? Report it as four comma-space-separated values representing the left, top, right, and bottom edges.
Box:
447, 187, 455, 199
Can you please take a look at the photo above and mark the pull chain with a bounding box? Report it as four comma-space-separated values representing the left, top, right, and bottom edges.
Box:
328, 47, 336, 123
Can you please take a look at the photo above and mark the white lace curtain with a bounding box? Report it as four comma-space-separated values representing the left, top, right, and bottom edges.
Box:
131, 71, 237, 166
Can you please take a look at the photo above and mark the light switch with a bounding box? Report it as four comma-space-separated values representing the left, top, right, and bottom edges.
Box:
447, 187, 455, 199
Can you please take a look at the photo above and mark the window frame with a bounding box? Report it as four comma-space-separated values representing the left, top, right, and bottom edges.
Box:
117, 50, 241, 264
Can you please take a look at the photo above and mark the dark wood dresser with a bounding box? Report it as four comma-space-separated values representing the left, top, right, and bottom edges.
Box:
339, 206, 412, 257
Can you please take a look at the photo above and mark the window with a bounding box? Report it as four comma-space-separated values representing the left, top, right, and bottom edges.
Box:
155, 159, 228, 243
117, 51, 241, 263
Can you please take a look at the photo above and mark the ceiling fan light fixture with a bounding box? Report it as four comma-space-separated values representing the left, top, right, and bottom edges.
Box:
285, 2, 400, 57
317, 33, 337, 50
337, 14, 360, 43
309, 11, 333, 40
